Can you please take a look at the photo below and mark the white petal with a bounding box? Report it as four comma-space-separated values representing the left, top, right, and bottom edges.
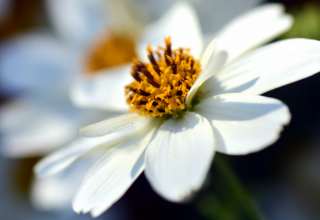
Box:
31, 159, 93, 210
200, 39, 217, 70
81, 113, 150, 137
145, 112, 214, 202
210, 39, 320, 96
35, 136, 121, 178
32, 178, 74, 210
191, 0, 261, 34
73, 128, 156, 217
46, 0, 108, 45
35, 115, 154, 177
196, 93, 290, 155
0, 33, 77, 95
186, 50, 228, 106
138, 1, 203, 60
71, 65, 131, 112
212, 4, 292, 63
0, 98, 80, 157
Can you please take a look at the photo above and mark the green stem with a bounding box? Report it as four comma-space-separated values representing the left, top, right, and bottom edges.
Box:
197, 156, 265, 220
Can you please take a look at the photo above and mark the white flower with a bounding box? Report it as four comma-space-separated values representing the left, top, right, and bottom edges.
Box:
0, 0, 111, 158
35, 2, 320, 217
0, 0, 114, 212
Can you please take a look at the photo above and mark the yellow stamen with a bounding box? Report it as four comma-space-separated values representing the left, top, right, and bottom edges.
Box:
85, 32, 137, 74
125, 37, 201, 118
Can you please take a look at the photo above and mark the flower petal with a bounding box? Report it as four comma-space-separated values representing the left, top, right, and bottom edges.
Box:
145, 112, 214, 202
211, 3, 292, 63
0, 98, 82, 157
35, 114, 153, 177
46, 0, 108, 45
186, 50, 228, 106
209, 39, 320, 96
138, 1, 203, 59
196, 93, 290, 155
71, 65, 131, 112
32, 177, 74, 210
35, 136, 122, 178
81, 113, 151, 137
32, 158, 93, 210
0, 33, 77, 94
73, 128, 156, 217
192, 0, 261, 34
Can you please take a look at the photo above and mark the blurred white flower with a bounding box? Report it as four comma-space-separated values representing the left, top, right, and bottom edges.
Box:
35, 3, 320, 217
46, 0, 110, 45
0, 0, 120, 212
0, 0, 112, 158
131, 0, 262, 34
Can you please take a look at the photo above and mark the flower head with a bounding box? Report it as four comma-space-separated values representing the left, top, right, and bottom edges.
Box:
85, 32, 137, 74
126, 37, 201, 117
36, 2, 320, 218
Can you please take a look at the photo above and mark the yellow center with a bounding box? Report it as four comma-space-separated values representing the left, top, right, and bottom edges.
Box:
85, 32, 137, 74
125, 37, 201, 118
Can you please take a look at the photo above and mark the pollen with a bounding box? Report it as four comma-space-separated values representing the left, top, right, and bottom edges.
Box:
85, 32, 137, 74
125, 37, 201, 118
